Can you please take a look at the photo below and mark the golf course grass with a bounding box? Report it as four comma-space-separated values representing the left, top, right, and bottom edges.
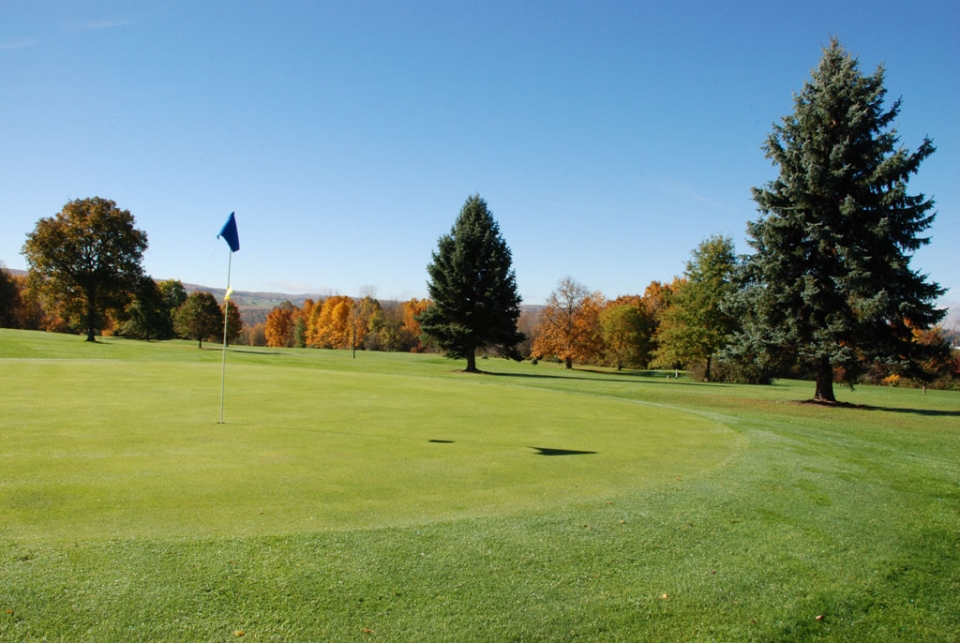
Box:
1, 329, 958, 641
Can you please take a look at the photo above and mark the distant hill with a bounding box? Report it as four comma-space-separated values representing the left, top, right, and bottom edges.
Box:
180, 282, 322, 310
180, 282, 543, 314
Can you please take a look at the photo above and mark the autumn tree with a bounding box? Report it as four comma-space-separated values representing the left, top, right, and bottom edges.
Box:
731, 39, 944, 401
308, 295, 354, 349
174, 291, 222, 348
13, 274, 55, 331
349, 295, 382, 356
224, 299, 243, 346
242, 323, 268, 347
402, 298, 432, 352
294, 299, 315, 348
899, 326, 957, 392
654, 236, 738, 381
533, 277, 605, 369
265, 301, 298, 348
0, 266, 24, 328
418, 195, 524, 372
21, 197, 148, 341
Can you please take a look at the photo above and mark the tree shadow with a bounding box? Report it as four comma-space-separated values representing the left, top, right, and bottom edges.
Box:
797, 400, 960, 417
530, 446, 597, 456
426, 440, 597, 455
487, 369, 704, 386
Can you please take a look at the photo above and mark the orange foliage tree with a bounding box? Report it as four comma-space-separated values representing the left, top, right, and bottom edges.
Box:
265, 301, 298, 348
402, 298, 432, 352
532, 277, 605, 369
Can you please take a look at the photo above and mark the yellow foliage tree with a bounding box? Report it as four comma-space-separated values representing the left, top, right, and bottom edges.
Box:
308, 295, 354, 349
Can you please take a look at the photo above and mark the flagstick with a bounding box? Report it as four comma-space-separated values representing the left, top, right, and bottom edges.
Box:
219, 251, 232, 424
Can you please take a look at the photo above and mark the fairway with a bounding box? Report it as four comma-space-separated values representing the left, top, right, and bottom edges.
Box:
2, 330, 958, 641
1, 332, 735, 541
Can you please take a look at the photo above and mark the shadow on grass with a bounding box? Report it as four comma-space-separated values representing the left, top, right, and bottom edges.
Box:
485, 369, 693, 386
427, 440, 597, 455
798, 399, 960, 417
530, 446, 598, 456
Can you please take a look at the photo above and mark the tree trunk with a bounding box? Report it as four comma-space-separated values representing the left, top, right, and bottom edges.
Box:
85, 295, 97, 342
465, 352, 477, 373
814, 359, 836, 402
564, 357, 573, 370
704, 355, 712, 382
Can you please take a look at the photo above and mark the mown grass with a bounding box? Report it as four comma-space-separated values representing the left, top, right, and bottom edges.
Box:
0, 329, 958, 641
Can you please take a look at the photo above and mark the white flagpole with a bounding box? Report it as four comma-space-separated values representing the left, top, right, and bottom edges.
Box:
219, 251, 232, 424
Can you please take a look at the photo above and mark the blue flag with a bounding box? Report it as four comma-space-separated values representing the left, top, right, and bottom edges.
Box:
218, 212, 239, 253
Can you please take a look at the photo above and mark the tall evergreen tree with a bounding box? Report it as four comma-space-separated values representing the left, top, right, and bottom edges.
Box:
419, 194, 524, 372
732, 39, 944, 402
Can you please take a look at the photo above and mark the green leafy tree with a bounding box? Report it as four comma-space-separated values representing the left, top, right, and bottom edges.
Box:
174, 292, 222, 348
600, 304, 645, 370
731, 39, 944, 401
119, 276, 169, 341
158, 280, 187, 328
418, 194, 524, 372
654, 235, 738, 381
21, 197, 148, 341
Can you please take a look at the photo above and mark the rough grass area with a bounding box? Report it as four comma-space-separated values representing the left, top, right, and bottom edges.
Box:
1, 329, 958, 641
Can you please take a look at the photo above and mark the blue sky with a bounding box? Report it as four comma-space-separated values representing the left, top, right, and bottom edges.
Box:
2, 1, 958, 319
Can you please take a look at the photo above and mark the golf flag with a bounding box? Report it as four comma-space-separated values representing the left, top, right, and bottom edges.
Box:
218, 212, 239, 253
218, 211, 238, 424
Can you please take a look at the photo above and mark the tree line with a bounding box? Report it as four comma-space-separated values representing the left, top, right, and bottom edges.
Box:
0, 254, 244, 350
2, 40, 957, 398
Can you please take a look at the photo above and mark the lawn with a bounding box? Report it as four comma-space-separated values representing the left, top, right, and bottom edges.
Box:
1, 329, 958, 641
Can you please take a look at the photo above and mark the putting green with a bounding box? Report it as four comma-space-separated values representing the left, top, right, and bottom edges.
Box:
1, 340, 739, 541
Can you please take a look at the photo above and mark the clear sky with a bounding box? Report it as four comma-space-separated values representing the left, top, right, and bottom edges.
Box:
2, 1, 958, 319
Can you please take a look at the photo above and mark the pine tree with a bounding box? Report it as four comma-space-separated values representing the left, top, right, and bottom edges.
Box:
734, 39, 944, 401
419, 194, 524, 372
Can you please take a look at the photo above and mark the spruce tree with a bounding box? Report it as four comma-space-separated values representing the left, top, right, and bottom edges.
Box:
419, 194, 524, 372
734, 39, 944, 401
